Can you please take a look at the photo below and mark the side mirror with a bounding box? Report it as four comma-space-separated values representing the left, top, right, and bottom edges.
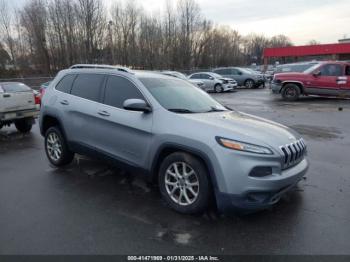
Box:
238, 71, 243, 75
123, 99, 152, 113
208, 76, 214, 80
313, 70, 321, 77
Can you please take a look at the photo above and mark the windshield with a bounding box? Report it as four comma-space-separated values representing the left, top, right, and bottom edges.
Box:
245, 68, 259, 74
139, 77, 227, 113
240, 68, 255, 74
304, 63, 321, 74
209, 73, 223, 78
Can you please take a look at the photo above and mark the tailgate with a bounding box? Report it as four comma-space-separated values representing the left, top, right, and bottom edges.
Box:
0, 83, 36, 113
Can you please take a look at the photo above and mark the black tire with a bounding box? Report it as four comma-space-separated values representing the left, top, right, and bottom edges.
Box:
214, 84, 223, 93
45, 126, 74, 167
244, 79, 255, 89
158, 152, 211, 214
282, 83, 301, 101
15, 118, 33, 133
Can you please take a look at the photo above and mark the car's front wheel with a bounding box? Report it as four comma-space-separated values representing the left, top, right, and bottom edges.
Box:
244, 79, 255, 88
214, 84, 223, 93
282, 83, 301, 101
159, 152, 211, 214
45, 126, 74, 167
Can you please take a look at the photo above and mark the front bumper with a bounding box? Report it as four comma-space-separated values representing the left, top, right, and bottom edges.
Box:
255, 79, 265, 86
223, 83, 237, 91
211, 144, 309, 213
271, 82, 283, 94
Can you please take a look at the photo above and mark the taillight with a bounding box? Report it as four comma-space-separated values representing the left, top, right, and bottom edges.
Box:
34, 92, 41, 105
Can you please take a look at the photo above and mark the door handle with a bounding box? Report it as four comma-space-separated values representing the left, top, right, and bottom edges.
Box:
60, 100, 69, 105
98, 110, 110, 117
3, 94, 10, 98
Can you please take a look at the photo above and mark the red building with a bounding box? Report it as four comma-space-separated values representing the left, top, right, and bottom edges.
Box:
263, 43, 350, 67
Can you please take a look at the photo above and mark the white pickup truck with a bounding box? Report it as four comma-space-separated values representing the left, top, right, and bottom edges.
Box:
0, 82, 40, 133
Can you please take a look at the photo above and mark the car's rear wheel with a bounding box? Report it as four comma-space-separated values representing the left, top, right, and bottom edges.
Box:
15, 118, 33, 133
214, 84, 223, 93
282, 84, 301, 101
159, 152, 211, 214
244, 79, 255, 88
45, 126, 74, 167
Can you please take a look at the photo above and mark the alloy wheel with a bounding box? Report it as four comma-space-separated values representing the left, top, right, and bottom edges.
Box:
164, 162, 199, 206
46, 132, 62, 161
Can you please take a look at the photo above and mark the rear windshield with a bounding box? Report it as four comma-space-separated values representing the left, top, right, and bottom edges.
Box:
0, 83, 31, 93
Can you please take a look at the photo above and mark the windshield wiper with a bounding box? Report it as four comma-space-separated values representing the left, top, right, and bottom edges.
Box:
205, 106, 227, 113
168, 108, 195, 114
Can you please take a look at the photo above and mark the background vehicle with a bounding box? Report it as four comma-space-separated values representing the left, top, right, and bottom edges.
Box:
188, 72, 237, 92
40, 66, 308, 215
0, 82, 40, 132
272, 61, 350, 101
39, 81, 51, 98
273, 62, 319, 75
213, 67, 265, 88
160, 71, 205, 89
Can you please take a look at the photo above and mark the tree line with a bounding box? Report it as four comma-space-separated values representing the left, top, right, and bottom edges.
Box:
0, 0, 294, 77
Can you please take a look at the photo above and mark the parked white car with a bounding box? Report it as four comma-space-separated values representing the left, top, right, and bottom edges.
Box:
161, 71, 205, 89
188, 72, 237, 93
0, 82, 40, 133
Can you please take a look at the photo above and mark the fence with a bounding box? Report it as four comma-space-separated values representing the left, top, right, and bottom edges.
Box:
0, 76, 54, 90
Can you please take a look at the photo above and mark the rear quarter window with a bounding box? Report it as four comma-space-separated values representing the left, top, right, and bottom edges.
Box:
55, 74, 77, 94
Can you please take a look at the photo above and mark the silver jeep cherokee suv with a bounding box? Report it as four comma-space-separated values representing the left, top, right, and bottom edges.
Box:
40, 65, 309, 214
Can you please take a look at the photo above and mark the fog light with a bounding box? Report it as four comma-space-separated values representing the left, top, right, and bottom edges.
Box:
249, 167, 272, 177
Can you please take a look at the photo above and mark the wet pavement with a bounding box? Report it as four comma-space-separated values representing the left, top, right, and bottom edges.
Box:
0, 88, 349, 255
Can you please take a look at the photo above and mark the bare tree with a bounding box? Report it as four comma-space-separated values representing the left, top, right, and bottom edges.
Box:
307, 39, 320, 45
1, 0, 295, 76
177, 0, 201, 69
21, 0, 51, 73
270, 35, 293, 48
76, 0, 106, 63
0, 0, 17, 70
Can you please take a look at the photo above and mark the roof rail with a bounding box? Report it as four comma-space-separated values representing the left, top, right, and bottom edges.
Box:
69, 64, 133, 73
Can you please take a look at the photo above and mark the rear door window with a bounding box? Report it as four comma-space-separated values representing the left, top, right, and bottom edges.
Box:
1, 83, 31, 92
231, 69, 240, 75
71, 74, 105, 102
56, 74, 76, 94
190, 74, 201, 79
201, 74, 211, 79
103, 76, 144, 109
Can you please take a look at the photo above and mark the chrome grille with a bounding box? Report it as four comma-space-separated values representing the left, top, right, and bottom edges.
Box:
280, 139, 307, 169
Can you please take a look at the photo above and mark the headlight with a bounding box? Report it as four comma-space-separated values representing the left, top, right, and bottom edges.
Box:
216, 137, 273, 155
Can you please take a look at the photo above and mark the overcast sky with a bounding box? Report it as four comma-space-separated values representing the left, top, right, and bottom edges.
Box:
11, 0, 350, 45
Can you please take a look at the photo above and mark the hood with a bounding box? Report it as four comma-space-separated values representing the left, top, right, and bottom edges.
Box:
182, 111, 301, 149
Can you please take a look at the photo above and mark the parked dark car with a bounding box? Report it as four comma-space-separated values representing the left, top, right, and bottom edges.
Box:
213, 67, 265, 88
